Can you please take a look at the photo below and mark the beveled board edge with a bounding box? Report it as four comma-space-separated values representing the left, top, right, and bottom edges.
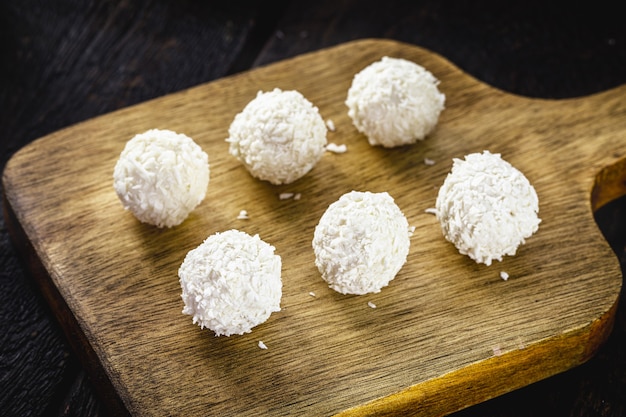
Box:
2, 194, 130, 417
338, 295, 618, 416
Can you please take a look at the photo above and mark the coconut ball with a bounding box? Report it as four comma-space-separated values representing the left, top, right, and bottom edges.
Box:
312, 191, 411, 295
345, 56, 445, 148
435, 151, 541, 266
113, 129, 209, 228
226, 88, 327, 185
178, 230, 282, 337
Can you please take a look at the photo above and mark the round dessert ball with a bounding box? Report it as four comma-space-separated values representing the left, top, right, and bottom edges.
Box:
113, 129, 210, 228
345, 56, 445, 148
226, 88, 327, 185
312, 191, 411, 295
435, 151, 541, 266
178, 230, 282, 337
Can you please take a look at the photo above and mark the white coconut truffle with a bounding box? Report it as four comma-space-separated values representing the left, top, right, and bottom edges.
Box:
178, 230, 282, 337
346, 56, 445, 148
435, 151, 541, 266
113, 129, 209, 228
312, 191, 411, 295
227, 88, 327, 185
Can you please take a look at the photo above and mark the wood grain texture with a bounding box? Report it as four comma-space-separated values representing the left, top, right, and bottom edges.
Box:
0, 2, 271, 415
3, 39, 625, 416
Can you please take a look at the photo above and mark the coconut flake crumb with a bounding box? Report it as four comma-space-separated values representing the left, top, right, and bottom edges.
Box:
424, 208, 438, 215
326, 143, 347, 154
237, 210, 249, 220
258, 341, 268, 350
312, 191, 411, 295
492, 345, 502, 356
278, 192, 301, 201
435, 151, 541, 266
227, 88, 327, 185
346, 56, 445, 148
325, 119, 336, 132
500, 271, 510, 281
309, 291, 316, 297
367, 301, 377, 309
424, 158, 436, 166
408, 225, 416, 237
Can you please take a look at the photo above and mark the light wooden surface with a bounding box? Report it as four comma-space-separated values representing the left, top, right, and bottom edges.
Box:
3, 39, 625, 417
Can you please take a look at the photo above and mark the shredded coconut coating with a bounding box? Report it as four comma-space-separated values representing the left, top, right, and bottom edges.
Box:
435, 151, 541, 266
312, 191, 411, 295
178, 230, 282, 337
227, 88, 327, 185
345, 56, 445, 148
113, 129, 209, 228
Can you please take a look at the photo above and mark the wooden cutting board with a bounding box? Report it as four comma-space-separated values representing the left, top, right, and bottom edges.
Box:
3, 39, 625, 417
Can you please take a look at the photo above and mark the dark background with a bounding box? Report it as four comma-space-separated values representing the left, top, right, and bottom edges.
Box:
1, 1, 625, 416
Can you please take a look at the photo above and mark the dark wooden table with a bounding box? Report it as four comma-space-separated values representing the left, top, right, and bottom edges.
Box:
1, 1, 625, 416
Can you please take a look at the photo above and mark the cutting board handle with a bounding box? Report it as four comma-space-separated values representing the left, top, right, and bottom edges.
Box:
593, 157, 626, 211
